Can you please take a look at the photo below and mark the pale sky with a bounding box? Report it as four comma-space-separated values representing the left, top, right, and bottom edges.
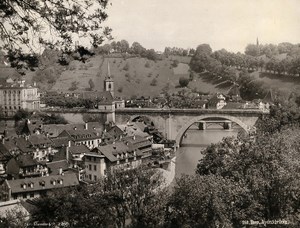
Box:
105, 0, 300, 53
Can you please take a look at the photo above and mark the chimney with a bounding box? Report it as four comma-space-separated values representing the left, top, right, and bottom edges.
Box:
66, 141, 71, 161
59, 167, 63, 175
133, 135, 136, 140
74, 127, 77, 130
85, 122, 88, 130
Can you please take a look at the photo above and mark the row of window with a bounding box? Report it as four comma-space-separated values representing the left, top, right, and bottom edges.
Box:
87, 164, 97, 171
13, 192, 35, 200
3, 90, 21, 95
3, 106, 21, 110
86, 174, 98, 181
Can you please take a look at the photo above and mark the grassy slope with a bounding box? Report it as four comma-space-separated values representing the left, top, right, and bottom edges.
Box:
50, 55, 226, 98
250, 71, 300, 95
2, 53, 299, 98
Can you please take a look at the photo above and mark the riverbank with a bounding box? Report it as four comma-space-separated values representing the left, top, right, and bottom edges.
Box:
159, 156, 176, 188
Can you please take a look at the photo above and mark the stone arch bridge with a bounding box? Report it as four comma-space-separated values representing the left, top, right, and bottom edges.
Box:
115, 108, 268, 146
45, 107, 268, 146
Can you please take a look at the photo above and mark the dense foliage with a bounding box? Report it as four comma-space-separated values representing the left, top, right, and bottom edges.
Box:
31, 166, 167, 228
1, 0, 112, 71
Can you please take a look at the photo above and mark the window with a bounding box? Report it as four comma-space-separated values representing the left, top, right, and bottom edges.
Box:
23, 193, 27, 199
93, 157, 96, 162
89, 174, 92, 180
94, 165, 97, 171
94, 175, 97, 181
30, 192, 34, 198
89, 164, 92, 171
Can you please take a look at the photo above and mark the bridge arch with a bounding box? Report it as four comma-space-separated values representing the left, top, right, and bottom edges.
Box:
175, 114, 249, 146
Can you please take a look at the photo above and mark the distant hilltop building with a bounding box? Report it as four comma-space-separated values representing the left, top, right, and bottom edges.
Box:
0, 77, 40, 117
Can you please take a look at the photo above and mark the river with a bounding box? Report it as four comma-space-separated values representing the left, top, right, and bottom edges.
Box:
175, 123, 241, 177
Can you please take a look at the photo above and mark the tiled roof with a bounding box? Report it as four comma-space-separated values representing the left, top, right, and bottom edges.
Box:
46, 160, 69, 175
89, 141, 143, 162
117, 124, 150, 138
51, 137, 70, 148
123, 135, 152, 149
13, 138, 32, 153
68, 144, 90, 155
82, 91, 113, 102
0, 144, 12, 161
6, 173, 79, 193
107, 125, 124, 138
41, 124, 83, 138
1, 139, 20, 152
16, 154, 38, 167
28, 135, 52, 147
60, 129, 100, 141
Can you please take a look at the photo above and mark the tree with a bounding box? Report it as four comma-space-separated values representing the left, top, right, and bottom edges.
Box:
32, 166, 167, 228
1, 0, 112, 68
245, 44, 260, 56
14, 109, 31, 121
179, 77, 189, 87
88, 79, 95, 91
119, 40, 130, 53
196, 127, 300, 226
0, 205, 29, 228
131, 42, 146, 55
166, 174, 256, 228
195, 44, 212, 56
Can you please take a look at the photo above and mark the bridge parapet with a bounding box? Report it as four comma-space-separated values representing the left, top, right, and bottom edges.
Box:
115, 108, 268, 115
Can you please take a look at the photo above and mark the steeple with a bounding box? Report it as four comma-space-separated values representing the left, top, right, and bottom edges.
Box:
107, 61, 111, 78
104, 61, 114, 97
256, 37, 259, 46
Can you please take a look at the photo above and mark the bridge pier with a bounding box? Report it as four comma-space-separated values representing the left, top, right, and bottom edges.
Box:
198, 121, 206, 130
223, 121, 232, 130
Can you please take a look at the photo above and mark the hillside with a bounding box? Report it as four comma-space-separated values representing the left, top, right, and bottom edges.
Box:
49, 55, 228, 98
2, 52, 300, 99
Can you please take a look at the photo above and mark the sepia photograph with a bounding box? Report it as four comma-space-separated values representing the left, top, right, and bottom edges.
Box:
0, 0, 299, 227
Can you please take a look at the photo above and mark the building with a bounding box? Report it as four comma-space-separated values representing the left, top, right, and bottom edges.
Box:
0, 77, 40, 117
58, 129, 102, 149
0, 173, 79, 201
207, 93, 227, 109
84, 141, 143, 181
6, 154, 48, 179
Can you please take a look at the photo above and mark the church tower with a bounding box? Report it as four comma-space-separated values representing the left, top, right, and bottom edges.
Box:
103, 61, 114, 97
256, 37, 259, 46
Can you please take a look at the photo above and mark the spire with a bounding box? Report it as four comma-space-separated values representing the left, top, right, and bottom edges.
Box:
107, 61, 111, 78
256, 37, 259, 46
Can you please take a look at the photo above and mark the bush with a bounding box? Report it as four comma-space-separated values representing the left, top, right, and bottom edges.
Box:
150, 79, 157, 86
145, 61, 151, 68
171, 60, 179, 68
179, 77, 189, 87
117, 87, 123, 93
69, 81, 79, 91
147, 73, 152, 77
123, 62, 130, 71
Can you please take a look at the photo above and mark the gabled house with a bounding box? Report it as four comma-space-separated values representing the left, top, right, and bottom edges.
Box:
27, 135, 53, 161
58, 129, 102, 149
6, 154, 48, 179
1, 173, 79, 201
122, 135, 153, 159
84, 141, 143, 181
